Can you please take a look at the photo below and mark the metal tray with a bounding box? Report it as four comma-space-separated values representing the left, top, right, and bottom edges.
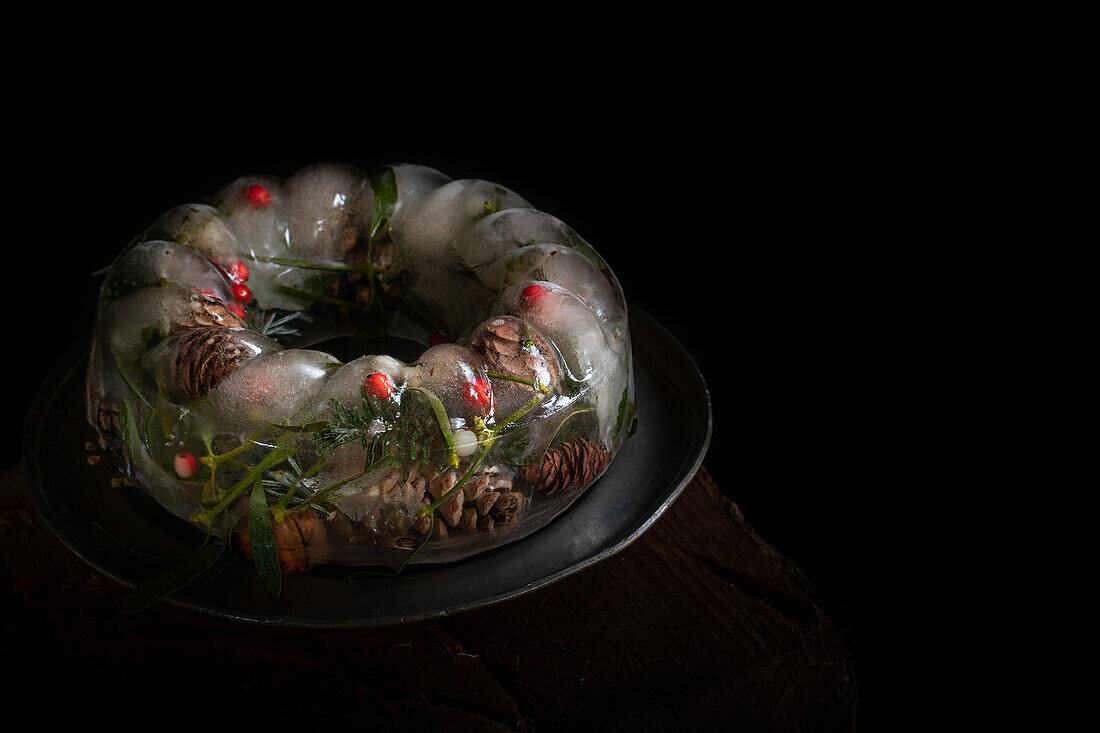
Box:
22, 307, 711, 627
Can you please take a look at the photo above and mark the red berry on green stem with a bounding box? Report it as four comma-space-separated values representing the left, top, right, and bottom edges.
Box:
364, 372, 395, 400
243, 184, 272, 209
174, 450, 198, 479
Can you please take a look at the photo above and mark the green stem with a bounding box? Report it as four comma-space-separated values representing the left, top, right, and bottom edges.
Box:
485, 372, 550, 393
410, 387, 459, 469
417, 390, 548, 519
200, 424, 278, 470
495, 391, 549, 432
191, 443, 290, 524
248, 255, 374, 277
419, 449, 488, 517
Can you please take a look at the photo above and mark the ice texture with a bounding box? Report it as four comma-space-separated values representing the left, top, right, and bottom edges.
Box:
387, 178, 531, 338
99, 240, 234, 309
284, 162, 372, 260
141, 204, 241, 260
479, 243, 625, 324
209, 174, 329, 312
488, 280, 630, 445
192, 349, 340, 441
389, 164, 452, 220
414, 343, 494, 425
460, 208, 584, 271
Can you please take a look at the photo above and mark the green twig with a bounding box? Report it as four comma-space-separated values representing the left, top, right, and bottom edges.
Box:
192, 442, 290, 524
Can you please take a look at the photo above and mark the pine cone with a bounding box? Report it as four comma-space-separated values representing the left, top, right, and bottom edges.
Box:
471, 316, 559, 389
523, 439, 611, 496
170, 326, 247, 397
185, 290, 247, 328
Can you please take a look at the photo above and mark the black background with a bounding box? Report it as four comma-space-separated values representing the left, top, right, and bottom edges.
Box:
5, 96, 903, 723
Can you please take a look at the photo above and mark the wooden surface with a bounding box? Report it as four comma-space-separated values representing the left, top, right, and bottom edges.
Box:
0, 463, 859, 731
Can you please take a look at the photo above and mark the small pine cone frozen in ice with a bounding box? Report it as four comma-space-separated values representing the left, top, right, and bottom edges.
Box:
470, 316, 560, 391
185, 289, 247, 328
523, 439, 611, 496
170, 325, 249, 397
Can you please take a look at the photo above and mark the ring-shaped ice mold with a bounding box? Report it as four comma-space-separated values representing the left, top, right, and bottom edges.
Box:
87, 162, 635, 571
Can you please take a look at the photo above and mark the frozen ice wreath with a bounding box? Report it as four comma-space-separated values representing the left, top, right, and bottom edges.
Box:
87, 162, 636, 601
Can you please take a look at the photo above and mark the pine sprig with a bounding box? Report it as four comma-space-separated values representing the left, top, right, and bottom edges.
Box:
248, 307, 313, 339
314, 386, 454, 476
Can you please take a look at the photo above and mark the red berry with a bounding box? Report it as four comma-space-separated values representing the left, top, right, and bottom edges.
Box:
231, 282, 253, 304
223, 259, 249, 283
174, 450, 198, 479
520, 284, 549, 309
243, 184, 272, 208
228, 301, 246, 318
428, 330, 447, 347
462, 376, 494, 416
364, 372, 395, 400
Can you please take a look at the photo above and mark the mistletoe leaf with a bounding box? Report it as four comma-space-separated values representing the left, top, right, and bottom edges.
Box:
248, 478, 282, 598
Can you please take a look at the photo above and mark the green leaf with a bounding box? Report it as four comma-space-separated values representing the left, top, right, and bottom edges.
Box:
122, 537, 227, 612
613, 387, 629, 439
612, 387, 638, 440
368, 165, 398, 241
248, 477, 282, 598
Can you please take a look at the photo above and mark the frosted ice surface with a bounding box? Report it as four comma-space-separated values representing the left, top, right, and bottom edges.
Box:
388, 179, 531, 337
306, 354, 414, 415
389, 164, 452, 223
480, 243, 624, 323
197, 348, 340, 439
393, 179, 531, 252
460, 208, 582, 272
414, 343, 493, 425
207, 174, 330, 312
284, 162, 371, 260
100, 240, 234, 309
491, 282, 613, 381
141, 204, 241, 260
464, 316, 562, 420
211, 174, 288, 258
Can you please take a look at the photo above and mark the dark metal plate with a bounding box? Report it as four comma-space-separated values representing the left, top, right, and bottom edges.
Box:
22, 307, 711, 627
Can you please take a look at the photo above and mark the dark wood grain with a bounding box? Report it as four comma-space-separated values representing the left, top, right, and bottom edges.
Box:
0, 463, 858, 731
